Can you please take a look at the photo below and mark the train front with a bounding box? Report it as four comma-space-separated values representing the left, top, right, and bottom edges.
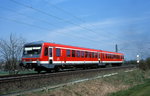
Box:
20, 42, 42, 70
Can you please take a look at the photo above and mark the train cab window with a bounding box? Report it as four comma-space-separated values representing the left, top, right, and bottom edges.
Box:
72, 50, 75, 57
44, 47, 48, 56
66, 50, 70, 57
81, 51, 84, 58
56, 48, 61, 57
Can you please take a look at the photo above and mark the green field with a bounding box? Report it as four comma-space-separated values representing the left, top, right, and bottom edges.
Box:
110, 79, 150, 96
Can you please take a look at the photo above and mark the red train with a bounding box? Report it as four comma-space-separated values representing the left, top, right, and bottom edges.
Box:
20, 41, 124, 73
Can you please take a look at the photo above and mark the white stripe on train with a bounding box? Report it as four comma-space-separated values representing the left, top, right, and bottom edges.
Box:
24, 61, 123, 64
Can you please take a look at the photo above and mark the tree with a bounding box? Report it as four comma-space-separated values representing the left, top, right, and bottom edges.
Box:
139, 57, 150, 71
0, 34, 25, 74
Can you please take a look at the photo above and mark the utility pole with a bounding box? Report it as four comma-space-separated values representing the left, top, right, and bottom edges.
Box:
115, 44, 118, 52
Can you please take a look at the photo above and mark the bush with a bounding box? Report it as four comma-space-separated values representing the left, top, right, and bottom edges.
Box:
139, 57, 150, 71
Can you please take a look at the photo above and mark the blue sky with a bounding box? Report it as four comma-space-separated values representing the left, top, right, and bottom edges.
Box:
0, 0, 150, 60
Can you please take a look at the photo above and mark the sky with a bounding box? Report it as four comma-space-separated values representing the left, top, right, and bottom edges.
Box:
0, 0, 150, 60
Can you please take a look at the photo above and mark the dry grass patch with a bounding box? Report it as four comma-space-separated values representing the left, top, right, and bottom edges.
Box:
26, 79, 129, 96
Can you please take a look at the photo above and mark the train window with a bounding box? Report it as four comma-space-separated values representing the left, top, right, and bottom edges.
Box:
94, 53, 96, 58
77, 51, 80, 57
87, 52, 90, 58
85, 51, 88, 58
113, 55, 116, 59
97, 53, 100, 58
72, 50, 75, 57
56, 48, 61, 57
81, 51, 84, 58
106, 54, 109, 59
95, 53, 98, 58
92, 52, 94, 58
66, 50, 70, 57
109, 54, 111, 59
86, 52, 89, 58
111, 55, 113, 59
89, 52, 91, 58
44, 47, 48, 56
102, 54, 105, 58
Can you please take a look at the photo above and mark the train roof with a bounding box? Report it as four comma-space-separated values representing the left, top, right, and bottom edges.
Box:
24, 41, 123, 55
24, 41, 44, 46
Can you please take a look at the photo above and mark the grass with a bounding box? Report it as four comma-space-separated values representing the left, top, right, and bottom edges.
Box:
0, 70, 9, 76
0, 70, 36, 76
109, 79, 150, 96
2, 69, 150, 96
23, 69, 150, 96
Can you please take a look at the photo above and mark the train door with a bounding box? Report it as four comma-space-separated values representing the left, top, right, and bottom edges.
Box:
48, 47, 53, 64
98, 52, 101, 64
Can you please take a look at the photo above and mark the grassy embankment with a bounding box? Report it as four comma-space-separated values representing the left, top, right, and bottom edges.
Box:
23, 69, 150, 96
0, 70, 36, 76
109, 78, 150, 96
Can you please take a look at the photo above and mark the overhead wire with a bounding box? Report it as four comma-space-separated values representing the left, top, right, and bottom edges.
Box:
0, 16, 104, 48
43, 0, 94, 25
0, 16, 52, 31
0, 6, 57, 28
6, 0, 107, 43
43, 0, 122, 41
10, 0, 110, 38
8, 0, 121, 47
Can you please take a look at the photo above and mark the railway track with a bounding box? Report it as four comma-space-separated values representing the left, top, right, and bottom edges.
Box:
0, 65, 136, 96
0, 65, 136, 83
